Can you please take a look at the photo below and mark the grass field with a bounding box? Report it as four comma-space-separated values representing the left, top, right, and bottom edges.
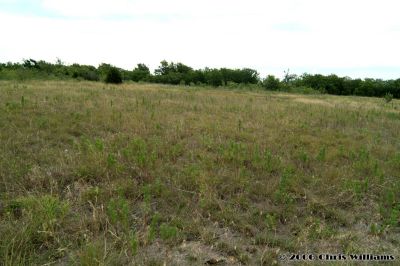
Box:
0, 80, 399, 265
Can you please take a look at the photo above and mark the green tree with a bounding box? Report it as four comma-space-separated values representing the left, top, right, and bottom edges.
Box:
131, 63, 150, 82
263, 75, 281, 90
99, 64, 122, 84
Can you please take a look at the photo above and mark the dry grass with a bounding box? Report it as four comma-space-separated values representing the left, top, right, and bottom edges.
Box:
0, 80, 399, 265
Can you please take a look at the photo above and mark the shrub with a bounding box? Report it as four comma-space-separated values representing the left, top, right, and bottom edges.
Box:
104, 67, 122, 84
263, 75, 281, 90
98, 64, 122, 84
384, 92, 393, 103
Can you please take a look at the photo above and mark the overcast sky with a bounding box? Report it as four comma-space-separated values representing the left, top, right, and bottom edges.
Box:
1, 0, 400, 79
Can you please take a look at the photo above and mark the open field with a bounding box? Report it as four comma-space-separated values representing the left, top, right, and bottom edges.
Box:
0, 80, 399, 265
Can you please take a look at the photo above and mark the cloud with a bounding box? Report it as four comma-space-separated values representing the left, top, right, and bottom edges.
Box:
40, 0, 261, 18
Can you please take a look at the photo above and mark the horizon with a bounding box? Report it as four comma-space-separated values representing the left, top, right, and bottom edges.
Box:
1, 0, 400, 80
3, 58, 400, 81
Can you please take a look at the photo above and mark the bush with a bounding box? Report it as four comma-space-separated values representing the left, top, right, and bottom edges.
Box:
384, 92, 393, 103
98, 63, 122, 84
263, 75, 281, 90
104, 67, 122, 84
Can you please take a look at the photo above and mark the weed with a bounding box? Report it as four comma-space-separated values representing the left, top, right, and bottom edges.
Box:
106, 197, 130, 230
384, 92, 393, 103
273, 167, 295, 204
147, 212, 161, 243
1, 80, 399, 264
129, 230, 138, 255
94, 138, 104, 151
379, 185, 400, 228
107, 153, 117, 168
265, 213, 277, 231
306, 217, 336, 240
159, 223, 178, 242
343, 178, 368, 199
316, 146, 326, 161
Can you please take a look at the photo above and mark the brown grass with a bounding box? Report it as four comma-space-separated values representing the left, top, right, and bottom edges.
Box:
0, 80, 399, 265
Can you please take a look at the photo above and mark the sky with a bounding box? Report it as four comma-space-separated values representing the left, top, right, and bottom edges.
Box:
1, 0, 400, 79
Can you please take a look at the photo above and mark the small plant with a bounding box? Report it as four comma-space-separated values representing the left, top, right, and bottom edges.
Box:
343, 179, 368, 199
129, 230, 139, 255
273, 168, 295, 204
306, 218, 335, 240
106, 197, 130, 229
298, 149, 309, 164
316, 146, 326, 162
159, 223, 178, 241
77, 241, 110, 266
123, 138, 155, 168
379, 187, 400, 228
384, 92, 393, 103
107, 153, 117, 168
148, 212, 161, 243
265, 213, 277, 231
370, 223, 386, 236
141, 184, 152, 215
94, 138, 104, 151
4, 195, 70, 250
222, 140, 246, 164
262, 149, 279, 172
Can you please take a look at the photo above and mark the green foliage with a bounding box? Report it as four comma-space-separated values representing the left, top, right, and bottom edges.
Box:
1, 79, 400, 264
262, 75, 280, 90
5, 195, 70, 229
152, 61, 259, 87
306, 217, 336, 240
379, 184, 400, 228
1, 59, 400, 98
265, 213, 277, 230
0, 196, 69, 264
129, 230, 139, 255
107, 153, 117, 168
99, 64, 122, 84
131, 63, 151, 82
273, 168, 295, 204
75, 241, 125, 266
122, 138, 156, 168
106, 197, 130, 229
159, 223, 178, 241
384, 92, 393, 103
148, 212, 161, 242
68, 64, 99, 81
343, 179, 369, 199
316, 146, 326, 162
283, 69, 298, 85
297, 73, 400, 98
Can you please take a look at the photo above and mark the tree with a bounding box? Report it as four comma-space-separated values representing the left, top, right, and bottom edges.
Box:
98, 64, 122, 84
283, 69, 297, 84
239, 68, 259, 84
263, 75, 281, 90
154, 60, 171, 76
204, 68, 223, 87
131, 63, 150, 82
176, 62, 192, 74
22, 59, 38, 69
105, 67, 122, 84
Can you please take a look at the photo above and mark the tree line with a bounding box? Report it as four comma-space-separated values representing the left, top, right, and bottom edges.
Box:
1, 59, 399, 98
